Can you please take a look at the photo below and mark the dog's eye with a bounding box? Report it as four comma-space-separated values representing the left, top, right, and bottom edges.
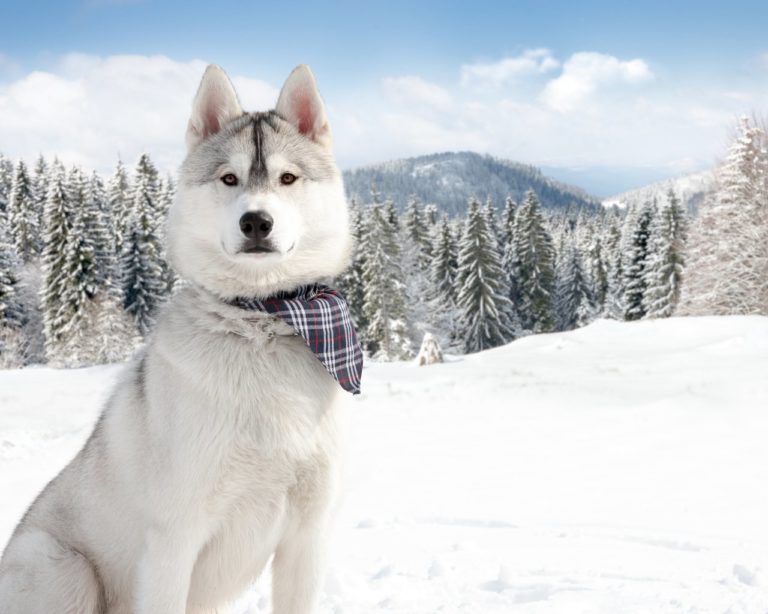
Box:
280, 172, 297, 186
221, 173, 238, 186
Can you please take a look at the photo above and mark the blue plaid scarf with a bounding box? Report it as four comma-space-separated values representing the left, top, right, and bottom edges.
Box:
231, 284, 363, 395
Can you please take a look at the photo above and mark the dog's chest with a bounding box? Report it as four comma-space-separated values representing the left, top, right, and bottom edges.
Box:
155, 294, 344, 478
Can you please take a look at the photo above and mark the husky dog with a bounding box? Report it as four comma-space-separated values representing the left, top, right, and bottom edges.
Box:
0, 64, 353, 613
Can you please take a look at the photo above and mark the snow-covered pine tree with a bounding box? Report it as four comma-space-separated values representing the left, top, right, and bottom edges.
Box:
8, 160, 39, 262
506, 189, 556, 332
644, 189, 687, 318
157, 174, 178, 292
122, 154, 168, 335
403, 196, 433, 268
679, 116, 768, 315
0, 153, 14, 213
500, 197, 516, 248
424, 203, 438, 227
53, 166, 105, 366
621, 200, 655, 320
401, 196, 432, 343
455, 198, 517, 352
84, 169, 138, 363
361, 201, 412, 360
108, 158, 132, 279
428, 215, 460, 347
336, 197, 367, 328
602, 211, 624, 318
500, 198, 518, 312
483, 196, 501, 248
555, 242, 595, 330
31, 155, 50, 254
40, 162, 73, 362
0, 206, 24, 367
383, 198, 400, 232
86, 171, 113, 282
585, 234, 609, 313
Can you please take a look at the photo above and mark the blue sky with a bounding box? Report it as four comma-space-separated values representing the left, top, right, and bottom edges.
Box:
2, 0, 768, 195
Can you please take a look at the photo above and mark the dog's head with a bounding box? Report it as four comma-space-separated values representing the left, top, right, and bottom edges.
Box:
167, 64, 351, 299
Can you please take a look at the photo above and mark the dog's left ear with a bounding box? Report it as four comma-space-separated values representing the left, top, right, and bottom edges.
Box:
275, 65, 332, 149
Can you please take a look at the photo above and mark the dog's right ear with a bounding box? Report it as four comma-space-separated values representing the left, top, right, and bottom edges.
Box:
186, 65, 243, 151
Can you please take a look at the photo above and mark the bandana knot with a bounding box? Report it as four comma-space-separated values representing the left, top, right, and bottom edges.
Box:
230, 284, 363, 395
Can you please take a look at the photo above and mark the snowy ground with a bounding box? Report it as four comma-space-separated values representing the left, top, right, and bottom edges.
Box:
1, 316, 768, 613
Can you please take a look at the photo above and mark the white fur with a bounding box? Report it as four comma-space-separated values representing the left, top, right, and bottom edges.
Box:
0, 64, 352, 614
275, 65, 332, 149
186, 64, 243, 152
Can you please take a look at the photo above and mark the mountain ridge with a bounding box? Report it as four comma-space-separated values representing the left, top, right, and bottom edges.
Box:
342, 151, 601, 215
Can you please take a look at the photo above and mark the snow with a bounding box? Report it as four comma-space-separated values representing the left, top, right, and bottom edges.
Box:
2, 315, 768, 613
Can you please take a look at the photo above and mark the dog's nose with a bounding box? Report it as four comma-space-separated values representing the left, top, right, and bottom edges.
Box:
239, 211, 273, 239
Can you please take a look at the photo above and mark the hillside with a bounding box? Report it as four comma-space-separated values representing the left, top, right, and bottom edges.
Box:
1, 316, 767, 612
603, 168, 715, 212
343, 151, 601, 216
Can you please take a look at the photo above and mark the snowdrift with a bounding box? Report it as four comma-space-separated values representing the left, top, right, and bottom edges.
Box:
1, 315, 767, 612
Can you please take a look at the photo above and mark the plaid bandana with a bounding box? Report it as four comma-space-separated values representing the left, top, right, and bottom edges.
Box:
231, 284, 363, 395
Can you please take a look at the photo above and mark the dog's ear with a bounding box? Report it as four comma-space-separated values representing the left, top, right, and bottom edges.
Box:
275, 65, 332, 149
186, 65, 243, 151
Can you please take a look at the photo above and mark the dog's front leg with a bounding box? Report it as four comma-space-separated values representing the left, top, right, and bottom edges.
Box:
135, 527, 202, 614
271, 523, 328, 614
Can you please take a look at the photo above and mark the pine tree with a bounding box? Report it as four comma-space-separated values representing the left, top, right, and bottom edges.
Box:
455, 199, 517, 352
621, 200, 655, 320
0, 154, 14, 214
555, 242, 594, 330
602, 213, 624, 318
585, 234, 609, 312
401, 196, 432, 342
483, 196, 500, 247
31, 155, 50, 254
679, 116, 768, 315
424, 203, 438, 227
361, 202, 412, 360
122, 154, 168, 335
500, 197, 516, 248
428, 215, 460, 346
336, 198, 367, 328
40, 162, 73, 361
383, 199, 400, 232
430, 216, 459, 308
86, 171, 114, 284
644, 189, 687, 318
157, 174, 178, 291
54, 167, 103, 366
108, 158, 132, 280
0, 206, 24, 367
8, 160, 38, 262
505, 190, 556, 332
403, 196, 432, 268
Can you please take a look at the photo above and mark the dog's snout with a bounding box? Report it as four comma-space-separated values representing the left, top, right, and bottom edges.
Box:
239, 211, 274, 240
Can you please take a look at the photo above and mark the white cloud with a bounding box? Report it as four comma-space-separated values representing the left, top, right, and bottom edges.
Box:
540, 52, 653, 113
0, 50, 761, 194
460, 49, 559, 87
382, 76, 453, 109
0, 53, 278, 174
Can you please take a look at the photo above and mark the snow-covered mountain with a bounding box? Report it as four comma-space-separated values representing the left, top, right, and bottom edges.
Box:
343, 151, 601, 216
603, 168, 715, 212
2, 315, 767, 612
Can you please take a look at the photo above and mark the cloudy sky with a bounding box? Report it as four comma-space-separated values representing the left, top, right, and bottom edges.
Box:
2, 0, 768, 196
